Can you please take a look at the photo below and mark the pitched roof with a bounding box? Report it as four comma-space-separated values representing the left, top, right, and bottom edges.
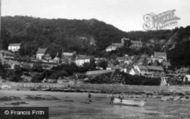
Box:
133, 68, 140, 75
9, 43, 21, 47
147, 66, 164, 71
107, 62, 115, 69
121, 37, 130, 41
162, 61, 171, 66
45, 53, 51, 57
86, 70, 114, 76
76, 55, 92, 60
112, 43, 123, 46
36, 48, 47, 54
0, 50, 15, 56
53, 56, 60, 61
138, 65, 148, 70
154, 52, 167, 58
63, 52, 73, 56
117, 57, 129, 61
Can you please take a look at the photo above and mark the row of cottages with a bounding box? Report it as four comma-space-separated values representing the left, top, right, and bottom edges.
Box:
36, 48, 61, 63
61, 52, 92, 66
105, 37, 143, 52
105, 52, 170, 77
35, 48, 93, 66
8, 43, 21, 52
130, 65, 165, 77
106, 56, 133, 72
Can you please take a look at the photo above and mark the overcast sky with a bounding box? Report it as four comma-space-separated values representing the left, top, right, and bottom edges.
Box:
1, 0, 190, 31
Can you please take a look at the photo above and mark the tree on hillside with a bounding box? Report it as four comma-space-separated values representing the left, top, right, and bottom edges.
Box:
168, 40, 190, 67
32, 62, 43, 72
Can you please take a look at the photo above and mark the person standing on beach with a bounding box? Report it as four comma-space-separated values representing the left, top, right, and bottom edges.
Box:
88, 93, 92, 102
110, 94, 115, 104
118, 93, 124, 103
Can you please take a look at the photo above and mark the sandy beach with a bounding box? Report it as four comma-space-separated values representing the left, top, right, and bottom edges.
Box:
0, 90, 190, 119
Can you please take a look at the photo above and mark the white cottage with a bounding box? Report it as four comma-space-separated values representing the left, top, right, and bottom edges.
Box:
8, 43, 21, 52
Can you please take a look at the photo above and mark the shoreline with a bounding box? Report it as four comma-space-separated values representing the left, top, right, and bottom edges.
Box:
1, 82, 190, 96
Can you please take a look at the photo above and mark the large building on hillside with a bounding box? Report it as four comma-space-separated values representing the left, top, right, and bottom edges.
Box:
106, 37, 143, 52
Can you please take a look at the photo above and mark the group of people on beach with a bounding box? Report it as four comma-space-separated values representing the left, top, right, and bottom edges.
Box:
88, 92, 124, 104
110, 93, 124, 104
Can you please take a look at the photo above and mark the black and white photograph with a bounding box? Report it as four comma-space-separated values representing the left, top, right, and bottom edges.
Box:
0, 0, 190, 119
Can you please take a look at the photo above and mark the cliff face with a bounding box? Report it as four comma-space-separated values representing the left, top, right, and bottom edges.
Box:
162, 31, 179, 51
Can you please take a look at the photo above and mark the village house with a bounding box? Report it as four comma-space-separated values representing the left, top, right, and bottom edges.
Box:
62, 52, 75, 64
183, 75, 190, 83
151, 52, 167, 63
129, 65, 165, 77
53, 56, 60, 63
0, 50, 15, 59
21, 74, 32, 82
106, 62, 115, 70
75, 55, 92, 66
105, 43, 123, 52
129, 68, 141, 75
122, 37, 143, 49
36, 48, 47, 60
116, 56, 132, 64
121, 37, 130, 46
130, 65, 149, 76
8, 43, 21, 52
105, 37, 143, 52
44, 53, 52, 62
136, 54, 150, 65
161, 61, 171, 70
116, 62, 129, 73
147, 65, 165, 77
130, 40, 143, 49
0, 50, 15, 64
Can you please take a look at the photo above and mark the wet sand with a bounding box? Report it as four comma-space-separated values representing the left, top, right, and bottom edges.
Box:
0, 90, 190, 119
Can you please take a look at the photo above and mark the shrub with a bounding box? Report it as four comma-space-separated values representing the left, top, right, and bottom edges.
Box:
122, 73, 161, 85
31, 73, 45, 82
32, 62, 43, 72
48, 70, 68, 79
